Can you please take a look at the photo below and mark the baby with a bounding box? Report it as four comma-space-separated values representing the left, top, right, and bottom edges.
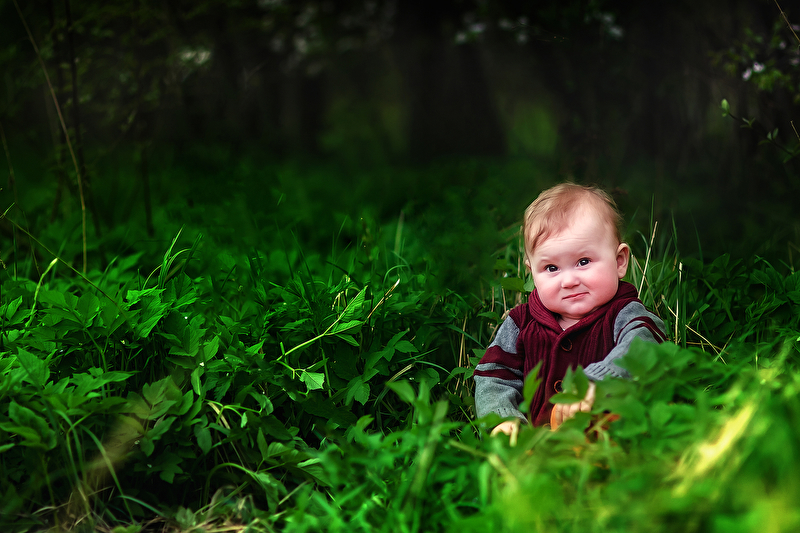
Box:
474, 183, 666, 435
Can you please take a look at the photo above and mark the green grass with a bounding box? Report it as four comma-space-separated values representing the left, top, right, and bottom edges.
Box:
1, 153, 800, 532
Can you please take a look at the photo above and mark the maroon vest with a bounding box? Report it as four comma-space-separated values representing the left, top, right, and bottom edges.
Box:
510, 282, 641, 426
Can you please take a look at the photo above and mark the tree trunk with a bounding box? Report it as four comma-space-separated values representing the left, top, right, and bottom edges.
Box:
64, 0, 102, 238
393, 2, 506, 160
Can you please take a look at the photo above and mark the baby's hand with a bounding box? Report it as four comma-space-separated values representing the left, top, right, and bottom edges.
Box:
490, 420, 520, 443
551, 381, 596, 429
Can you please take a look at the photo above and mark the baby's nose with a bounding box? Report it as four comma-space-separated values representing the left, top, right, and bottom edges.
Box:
561, 271, 580, 287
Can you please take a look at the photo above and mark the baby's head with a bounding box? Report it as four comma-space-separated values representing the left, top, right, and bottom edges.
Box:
523, 183, 630, 327
523, 183, 622, 261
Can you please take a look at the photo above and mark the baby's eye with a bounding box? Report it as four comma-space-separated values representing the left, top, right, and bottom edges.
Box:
545, 264, 558, 273
578, 258, 591, 266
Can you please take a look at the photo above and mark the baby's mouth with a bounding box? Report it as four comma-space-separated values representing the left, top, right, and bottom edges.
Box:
564, 292, 588, 300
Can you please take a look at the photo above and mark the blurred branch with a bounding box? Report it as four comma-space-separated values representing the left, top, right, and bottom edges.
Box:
774, 0, 800, 47
721, 99, 798, 159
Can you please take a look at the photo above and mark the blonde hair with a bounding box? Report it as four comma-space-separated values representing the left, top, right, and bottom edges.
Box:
523, 183, 623, 262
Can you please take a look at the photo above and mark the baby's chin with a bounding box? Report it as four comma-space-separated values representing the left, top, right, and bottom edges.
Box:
558, 305, 603, 326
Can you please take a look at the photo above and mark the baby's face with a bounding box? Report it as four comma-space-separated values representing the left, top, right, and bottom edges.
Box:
527, 208, 629, 329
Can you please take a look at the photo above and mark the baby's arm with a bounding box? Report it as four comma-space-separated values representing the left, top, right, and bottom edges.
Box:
553, 302, 665, 428
474, 316, 527, 427
583, 301, 666, 381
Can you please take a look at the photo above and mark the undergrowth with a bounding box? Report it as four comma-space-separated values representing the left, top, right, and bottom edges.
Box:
2, 171, 800, 532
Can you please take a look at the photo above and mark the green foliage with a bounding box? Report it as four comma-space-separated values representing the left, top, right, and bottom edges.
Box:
715, 11, 800, 163
3, 202, 800, 532
0, 200, 490, 530
3, 145, 800, 532
3, 1, 800, 529
717, 20, 800, 103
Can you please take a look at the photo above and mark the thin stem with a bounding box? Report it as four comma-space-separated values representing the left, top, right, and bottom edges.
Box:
775, 0, 800, 47
638, 221, 658, 296
7, 215, 129, 322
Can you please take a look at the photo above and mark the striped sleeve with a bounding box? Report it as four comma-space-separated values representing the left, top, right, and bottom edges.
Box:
473, 316, 527, 422
584, 301, 667, 381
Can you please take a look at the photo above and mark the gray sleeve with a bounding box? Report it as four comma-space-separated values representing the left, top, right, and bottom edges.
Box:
584, 301, 666, 381
474, 316, 528, 422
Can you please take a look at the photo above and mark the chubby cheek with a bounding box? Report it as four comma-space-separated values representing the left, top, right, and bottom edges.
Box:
532, 274, 551, 292
589, 270, 620, 297
535, 278, 560, 303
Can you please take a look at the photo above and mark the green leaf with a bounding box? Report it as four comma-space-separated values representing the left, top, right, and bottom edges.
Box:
76, 292, 101, 326
523, 277, 536, 292
302, 395, 358, 427
166, 273, 199, 309
190, 367, 204, 396
500, 277, 525, 293
250, 470, 285, 509
337, 287, 367, 325
127, 390, 174, 420
245, 340, 265, 355
5, 401, 56, 450
296, 458, 332, 487
37, 290, 69, 308
257, 429, 270, 461
346, 376, 370, 405
0, 444, 15, 454
261, 415, 294, 441
493, 258, 515, 271
414, 367, 440, 388
16, 348, 49, 388
201, 336, 220, 362
345, 415, 377, 445
550, 366, 588, 404
72, 370, 134, 397
331, 319, 364, 335
573, 367, 589, 397
165, 313, 205, 358
300, 371, 325, 391
617, 339, 661, 379
0, 423, 41, 448
194, 424, 212, 455
154, 452, 183, 483
249, 392, 274, 415
395, 340, 418, 354
140, 437, 155, 456
145, 417, 176, 441
608, 396, 648, 437
520, 362, 542, 413
387, 380, 416, 403
720, 98, 730, 117
334, 334, 360, 347
4, 297, 24, 322
175, 507, 197, 530
649, 401, 674, 427
130, 289, 170, 338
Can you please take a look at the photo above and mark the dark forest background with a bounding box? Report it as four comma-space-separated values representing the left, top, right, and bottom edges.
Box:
1, 0, 799, 286
3, 3, 800, 530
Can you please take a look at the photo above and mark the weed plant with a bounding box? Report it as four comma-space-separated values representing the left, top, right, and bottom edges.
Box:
2, 160, 800, 532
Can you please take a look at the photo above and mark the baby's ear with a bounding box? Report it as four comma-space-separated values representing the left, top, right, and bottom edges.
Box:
616, 243, 630, 278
